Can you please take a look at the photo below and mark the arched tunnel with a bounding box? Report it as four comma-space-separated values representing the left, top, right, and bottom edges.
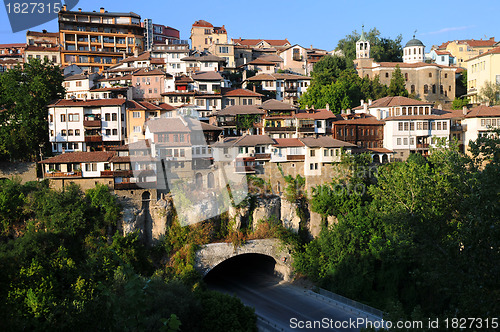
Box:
204, 253, 281, 291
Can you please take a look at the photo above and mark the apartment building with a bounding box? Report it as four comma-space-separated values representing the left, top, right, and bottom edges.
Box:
131, 68, 173, 102
246, 73, 311, 102
277, 44, 309, 75
465, 46, 500, 104
143, 19, 179, 51
190, 20, 227, 52
126, 100, 176, 143
25, 30, 61, 64
332, 112, 384, 149
63, 72, 101, 99
215, 105, 265, 136
151, 40, 190, 76
181, 53, 226, 73
48, 99, 128, 153
59, 6, 144, 72
462, 105, 500, 151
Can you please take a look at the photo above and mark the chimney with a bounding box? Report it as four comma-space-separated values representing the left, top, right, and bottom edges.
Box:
360, 99, 364, 106
62, 147, 65, 154
86, 146, 90, 152
253, 85, 256, 92
42, 29, 47, 34
486, 101, 490, 107
100, 7, 105, 13
363, 102, 367, 113
62, 5, 66, 11
78, 8, 82, 12
462, 106, 468, 116
368, 99, 372, 106
326, 103, 329, 111
341, 109, 345, 114
438, 104, 443, 110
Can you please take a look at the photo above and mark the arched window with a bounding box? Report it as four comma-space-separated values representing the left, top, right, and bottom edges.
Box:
402, 107, 407, 115
429, 72, 432, 78
419, 107, 423, 115
207, 172, 215, 189
142, 191, 150, 201
424, 85, 429, 94
195, 173, 203, 189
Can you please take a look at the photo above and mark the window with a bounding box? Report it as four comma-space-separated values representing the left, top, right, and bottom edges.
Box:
398, 122, 404, 131
112, 113, 117, 121
397, 138, 402, 145
310, 150, 315, 157
68, 114, 79, 122
429, 72, 432, 78
105, 113, 110, 121
133, 111, 141, 118
61, 130, 67, 136
60, 114, 66, 122
68, 129, 74, 136
403, 138, 408, 145
442, 122, 447, 130
85, 163, 97, 172
199, 84, 207, 91
432, 85, 436, 94
385, 72, 389, 78
404, 122, 409, 131
50, 130, 54, 137
75, 129, 80, 136
105, 129, 111, 136
424, 85, 429, 94
173, 134, 178, 142
324, 149, 328, 157
219, 46, 229, 54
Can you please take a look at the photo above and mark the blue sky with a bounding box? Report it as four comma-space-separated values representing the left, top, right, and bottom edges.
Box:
0, 0, 498, 51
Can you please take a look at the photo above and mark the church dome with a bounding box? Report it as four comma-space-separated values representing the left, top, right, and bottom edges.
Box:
405, 38, 425, 48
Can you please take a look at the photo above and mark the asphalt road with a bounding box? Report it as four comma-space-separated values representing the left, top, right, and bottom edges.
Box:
204, 255, 373, 331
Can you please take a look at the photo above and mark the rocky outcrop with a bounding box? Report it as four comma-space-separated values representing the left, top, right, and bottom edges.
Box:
228, 204, 250, 231
251, 195, 280, 230
280, 199, 301, 233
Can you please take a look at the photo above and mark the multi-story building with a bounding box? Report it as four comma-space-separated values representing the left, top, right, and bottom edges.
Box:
438, 37, 496, 68
25, 30, 61, 65
143, 19, 179, 51
231, 38, 291, 51
0, 43, 25, 59
354, 33, 456, 104
222, 88, 263, 108
131, 68, 173, 102
246, 73, 311, 102
151, 40, 189, 76
277, 44, 309, 75
240, 58, 278, 75
332, 112, 384, 149
428, 49, 456, 67
48, 98, 128, 153
59, 6, 144, 72
190, 20, 227, 52
63, 72, 101, 99
215, 105, 265, 136
126, 100, 176, 143
462, 105, 500, 151
181, 53, 226, 73
465, 46, 500, 104
209, 43, 236, 70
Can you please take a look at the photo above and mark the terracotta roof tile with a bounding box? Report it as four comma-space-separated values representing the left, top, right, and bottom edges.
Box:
273, 138, 304, 147
40, 151, 114, 164
465, 105, 500, 118
223, 88, 263, 97
48, 99, 127, 107
299, 137, 356, 148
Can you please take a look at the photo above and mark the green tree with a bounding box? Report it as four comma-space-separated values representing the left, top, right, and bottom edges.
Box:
479, 80, 500, 104
310, 55, 349, 86
387, 65, 409, 97
0, 59, 65, 161
451, 97, 470, 110
336, 27, 403, 64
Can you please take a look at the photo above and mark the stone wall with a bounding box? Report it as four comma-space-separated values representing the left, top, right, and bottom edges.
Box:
0, 162, 37, 183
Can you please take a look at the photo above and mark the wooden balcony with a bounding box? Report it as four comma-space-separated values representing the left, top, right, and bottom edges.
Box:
218, 121, 237, 127
114, 181, 157, 190
416, 144, 429, 149
254, 153, 271, 160
287, 155, 305, 161
265, 126, 296, 132
83, 119, 101, 128
85, 135, 102, 143
298, 127, 314, 133
45, 171, 82, 178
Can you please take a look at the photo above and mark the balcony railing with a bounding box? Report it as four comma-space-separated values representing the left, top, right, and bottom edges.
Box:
451, 124, 466, 131
45, 171, 82, 178
254, 153, 271, 160
265, 126, 296, 132
416, 143, 429, 149
285, 87, 298, 93
114, 181, 157, 190
298, 127, 314, 133
218, 121, 237, 127
83, 119, 101, 128
287, 155, 305, 161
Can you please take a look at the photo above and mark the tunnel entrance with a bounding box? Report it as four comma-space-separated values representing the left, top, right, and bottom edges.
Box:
204, 254, 279, 288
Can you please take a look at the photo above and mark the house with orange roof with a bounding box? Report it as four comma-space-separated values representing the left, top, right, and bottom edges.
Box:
428, 49, 456, 66
190, 20, 228, 52
438, 37, 496, 68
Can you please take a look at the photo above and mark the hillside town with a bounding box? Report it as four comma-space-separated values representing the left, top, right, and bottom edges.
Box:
0, 5, 499, 194
0, 5, 499, 331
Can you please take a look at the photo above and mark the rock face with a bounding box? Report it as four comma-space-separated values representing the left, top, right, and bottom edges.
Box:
251, 195, 281, 230
281, 199, 301, 233
121, 206, 146, 236
228, 204, 250, 231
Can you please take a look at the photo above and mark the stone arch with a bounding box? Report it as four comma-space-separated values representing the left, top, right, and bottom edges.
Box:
382, 154, 389, 163
142, 191, 151, 201
195, 239, 293, 281
372, 154, 381, 163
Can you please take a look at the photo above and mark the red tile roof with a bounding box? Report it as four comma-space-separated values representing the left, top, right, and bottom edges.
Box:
273, 138, 304, 147
40, 151, 115, 164
192, 20, 213, 27
465, 105, 500, 118
299, 137, 356, 148
295, 109, 337, 120
132, 68, 168, 76
27, 30, 59, 37
0, 43, 25, 48
48, 98, 127, 107
353, 96, 432, 110
439, 38, 496, 49
223, 88, 263, 97
232, 38, 290, 47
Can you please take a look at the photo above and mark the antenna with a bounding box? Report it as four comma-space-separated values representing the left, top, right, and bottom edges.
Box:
413, 29, 418, 39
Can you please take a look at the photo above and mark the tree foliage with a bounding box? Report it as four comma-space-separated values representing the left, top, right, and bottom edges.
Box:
0, 59, 65, 161
336, 27, 403, 64
479, 80, 500, 104
299, 137, 500, 319
388, 65, 409, 97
